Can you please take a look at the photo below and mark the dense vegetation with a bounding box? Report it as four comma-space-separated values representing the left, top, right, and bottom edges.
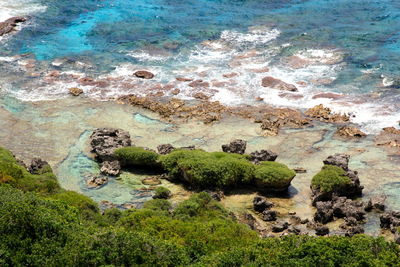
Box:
114, 147, 160, 167
311, 165, 351, 192
1, 146, 399, 266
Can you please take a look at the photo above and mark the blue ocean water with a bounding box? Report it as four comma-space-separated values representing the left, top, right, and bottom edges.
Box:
1, 0, 400, 131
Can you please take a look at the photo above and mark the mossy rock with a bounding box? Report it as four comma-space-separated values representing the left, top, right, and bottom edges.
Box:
311, 165, 351, 193
160, 150, 254, 189
153, 186, 171, 199
254, 161, 296, 191
114, 147, 160, 167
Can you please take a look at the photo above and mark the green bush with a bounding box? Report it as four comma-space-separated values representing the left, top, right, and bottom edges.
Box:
160, 150, 255, 189
114, 147, 160, 167
0, 147, 60, 194
311, 165, 351, 192
143, 199, 172, 211
254, 161, 296, 191
50, 191, 100, 220
153, 186, 172, 199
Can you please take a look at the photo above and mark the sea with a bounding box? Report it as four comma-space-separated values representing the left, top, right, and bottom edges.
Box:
1, 0, 400, 133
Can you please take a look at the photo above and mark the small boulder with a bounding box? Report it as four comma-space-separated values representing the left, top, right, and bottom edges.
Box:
262, 210, 278, 221
314, 201, 334, 224
0, 17, 27, 36
250, 150, 278, 163
87, 175, 108, 188
305, 104, 349, 123
272, 221, 290, 232
157, 144, 175, 155
100, 160, 121, 176
134, 70, 154, 79
253, 196, 273, 212
365, 195, 386, 212
69, 87, 83, 96
336, 126, 366, 138
90, 128, 132, 161
345, 226, 364, 237
222, 139, 247, 154
315, 225, 329, 236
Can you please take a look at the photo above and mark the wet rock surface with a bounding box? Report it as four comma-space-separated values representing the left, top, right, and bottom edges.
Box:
336, 126, 366, 138
69, 87, 84, 96
134, 70, 155, 79
0, 17, 27, 37
305, 104, 349, 123
261, 76, 298, 92
250, 149, 278, 163
86, 175, 108, 188
222, 139, 247, 154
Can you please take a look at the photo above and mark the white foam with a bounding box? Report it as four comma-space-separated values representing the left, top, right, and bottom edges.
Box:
0, 0, 46, 22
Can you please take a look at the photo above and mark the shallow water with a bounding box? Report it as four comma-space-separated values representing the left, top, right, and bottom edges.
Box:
1, 0, 400, 132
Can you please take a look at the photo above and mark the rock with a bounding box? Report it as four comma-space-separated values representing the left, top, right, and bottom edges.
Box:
239, 213, 265, 233
345, 226, 364, 237
300, 218, 309, 224
134, 70, 154, 79
293, 167, 307, 173
0, 17, 27, 36
315, 225, 329, 236
305, 104, 349, 123
28, 158, 51, 174
272, 221, 290, 232
222, 139, 247, 154
290, 215, 302, 224
90, 128, 132, 161
193, 92, 210, 100
157, 144, 175, 155
375, 127, 400, 148
395, 231, 400, 245
332, 197, 366, 221
262, 210, 278, 221
87, 175, 108, 188
288, 211, 297, 215
261, 76, 298, 92
336, 126, 366, 138
188, 80, 210, 88
365, 195, 386, 212
100, 160, 121, 176
170, 88, 180, 95
314, 201, 334, 224
323, 154, 350, 171
68, 87, 83, 96
253, 196, 274, 212
250, 150, 278, 163
142, 176, 161, 185
176, 77, 193, 82
380, 211, 400, 230
205, 190, 225, 201
288, 226, 301, 235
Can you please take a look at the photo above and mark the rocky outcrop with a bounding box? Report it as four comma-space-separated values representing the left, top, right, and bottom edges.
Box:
262, 210, 278, 222
222, 139, 247, 154
365, 195, 386, 212
314, 201, 334, 224
134, 70, 154, 79
271, 221, 290, 233
323, 153, 350, 171
375, 127, 400, 148
261, 76, 298, 92
380, 211, 400, 231
250, 150, 278, 163
336, 126, 366, 138
86, 175, 108, 188
157, 144, 175, 155
0, 17, 27, 37
28, 158, 51, 174
90, 128, 132, 161
305, 104, 349, 123
253, 196, 273, 212
90, 128, 131, 177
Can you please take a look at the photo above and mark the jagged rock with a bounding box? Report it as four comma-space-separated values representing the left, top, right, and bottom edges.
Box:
262, 210, 277, 221
336, 126, 366, 138
332, 197, 366, 221
28, 158, 51, 174
205, 190, 224, 201
365, 195, 386, 212
69, 87, 83, 96
315, 225, 329, 236
100, 160, 121, 176
87, 175, 108, 188
261, 76, 298, 92
0, 17, 27, 36
272, 221, 290, 232
380, 211, 400, 230
221, 139, 246, 154
250, 149, 278, 163
323, 153, 350, 171
253, 196, 273, 212
345, 226, 364, 237
305, 104, 349, 123
90, 128, 131, 161
157, 144, 175, 155
134, 70, 154, 79
142, 176, 161, 185
375, 127, 400, 148
314, 201, 334, 224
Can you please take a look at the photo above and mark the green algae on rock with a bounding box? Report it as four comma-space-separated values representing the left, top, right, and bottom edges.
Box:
254, 161, 296, 192
311, 165, 351, 193
114, 147, 160, 167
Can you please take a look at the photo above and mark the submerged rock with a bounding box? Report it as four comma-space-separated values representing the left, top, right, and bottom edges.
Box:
221, 139, 247, 154
250, 149, 278, 163
87, 175, 108, 188
336, 126, 366, 138
261, 76, 298, 92
0, 17, 27, 36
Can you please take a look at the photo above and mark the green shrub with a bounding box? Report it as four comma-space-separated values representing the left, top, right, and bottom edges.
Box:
160, 150, 255, 189
114, 147, 160, 167
50, 191, 100, 220
174, 192, 225, 218
153, 186, 172, 199
311, 165, 351, 192
254, 161, 296, 191
143, 199, 172, 211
